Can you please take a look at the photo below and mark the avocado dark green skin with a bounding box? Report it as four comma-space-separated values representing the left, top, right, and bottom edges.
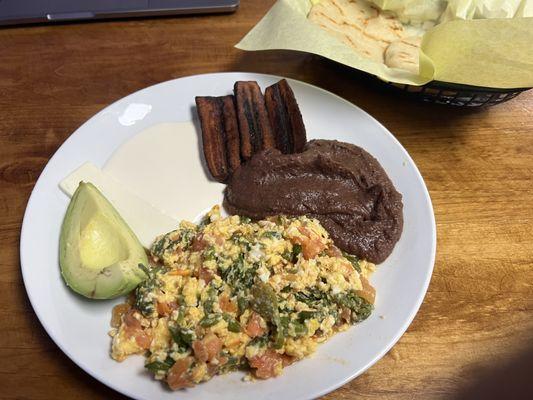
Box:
59, 182, 148, 299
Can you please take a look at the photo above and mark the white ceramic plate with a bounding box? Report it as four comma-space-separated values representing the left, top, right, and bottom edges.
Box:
20, 73, 436, 400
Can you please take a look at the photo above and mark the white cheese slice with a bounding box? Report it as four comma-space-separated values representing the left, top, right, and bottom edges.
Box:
59, 162, 179, 248
102, 122, 225, 221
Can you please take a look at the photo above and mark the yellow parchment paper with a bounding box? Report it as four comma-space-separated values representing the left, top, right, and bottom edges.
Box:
420, 18, 533, 87
236, 0, 533, 88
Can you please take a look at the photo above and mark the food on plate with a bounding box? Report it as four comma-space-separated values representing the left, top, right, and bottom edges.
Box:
195, 95, 241, 182
308, 0, 428, 74
195, 79, 307, 182
234, 81, 276, 160
110, 206, 375, 389
224, 140, 403, 264
51, 77, 402, 388
59, 182, 148, 299
264, 79, 307, 154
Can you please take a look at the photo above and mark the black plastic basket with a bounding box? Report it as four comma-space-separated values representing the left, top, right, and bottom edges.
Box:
387, 80, 530, 107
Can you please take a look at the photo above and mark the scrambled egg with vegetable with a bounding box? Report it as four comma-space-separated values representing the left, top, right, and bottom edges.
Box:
109, 206, 376, 389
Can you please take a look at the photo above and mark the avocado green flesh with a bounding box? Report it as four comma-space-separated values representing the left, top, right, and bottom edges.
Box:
60, 182, 148, 299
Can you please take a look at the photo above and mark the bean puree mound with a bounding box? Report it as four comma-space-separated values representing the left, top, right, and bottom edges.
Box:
224, 139, 403, 263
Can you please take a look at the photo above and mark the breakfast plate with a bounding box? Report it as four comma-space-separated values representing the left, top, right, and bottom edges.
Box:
20, 72, 436, 400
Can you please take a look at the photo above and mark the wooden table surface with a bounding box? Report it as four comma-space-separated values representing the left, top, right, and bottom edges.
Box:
1, 1, 532, 399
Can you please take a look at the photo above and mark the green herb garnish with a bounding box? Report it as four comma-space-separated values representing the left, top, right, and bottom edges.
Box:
200, 313, 222, 327
145, 358, 175, 373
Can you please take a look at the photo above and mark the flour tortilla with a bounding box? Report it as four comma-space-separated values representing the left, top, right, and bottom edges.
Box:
308, 0, 422, 72
384, 36, 421, 74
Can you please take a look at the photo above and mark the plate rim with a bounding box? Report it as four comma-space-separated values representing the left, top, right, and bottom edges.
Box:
20, 71, 436, 400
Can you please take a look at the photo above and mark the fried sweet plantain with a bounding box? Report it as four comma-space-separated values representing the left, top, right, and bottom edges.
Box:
220, 96, 241, 175
195, 95, 241, 182
234, 81, 275, 160
265, 79, 307, 154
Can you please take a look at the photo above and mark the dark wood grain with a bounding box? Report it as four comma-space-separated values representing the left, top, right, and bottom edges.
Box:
1, 1, 532, 399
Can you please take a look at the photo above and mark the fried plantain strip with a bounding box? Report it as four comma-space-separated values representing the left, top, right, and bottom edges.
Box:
220, 96, 241, 175
265, 84, 292, 154
234, 81, 275, 160
195, 96, 236, 182
265, 79, 307, 154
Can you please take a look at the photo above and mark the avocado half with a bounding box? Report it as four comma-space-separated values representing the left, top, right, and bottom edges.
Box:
59, 182, 148, 299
